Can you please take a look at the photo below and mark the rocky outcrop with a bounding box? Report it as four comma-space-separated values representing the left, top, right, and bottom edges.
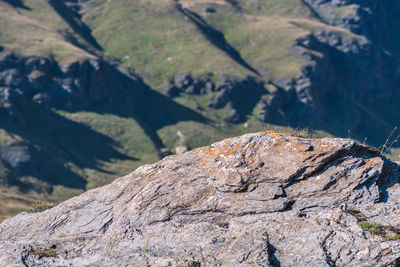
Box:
1, 131, 400, 266
0, 53, 148, 115
166, 73, 215, 97
260, 1, 400, 136
208, 76, 266, 123
167, 73, 266, 123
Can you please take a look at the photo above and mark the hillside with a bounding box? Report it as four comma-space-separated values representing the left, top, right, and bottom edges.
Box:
1, 0, 400, 219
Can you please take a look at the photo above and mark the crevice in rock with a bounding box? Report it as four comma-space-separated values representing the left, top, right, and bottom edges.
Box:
321, 231, 336, 267
273, 185, 287, 199
99, 217, 113, 234
48, 214, 70, 234
274, 199, 295, 213
147, 214, 172, 226
263, 232, 281, 267
284, 144, 353, 189
20, 252, 29, 267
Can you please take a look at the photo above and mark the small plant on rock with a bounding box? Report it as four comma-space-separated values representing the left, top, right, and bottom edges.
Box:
31, 247, 56, 258
29, 201, 54, 212
358, 221, 400, 241
358, 222, 383, 235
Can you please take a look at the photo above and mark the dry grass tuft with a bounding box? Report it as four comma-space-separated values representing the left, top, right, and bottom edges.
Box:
358, 221, 400, 241
29, 201, 54, 212
31, 247, 56, 258
261, 126, 315, 138
282, 127, 315, 138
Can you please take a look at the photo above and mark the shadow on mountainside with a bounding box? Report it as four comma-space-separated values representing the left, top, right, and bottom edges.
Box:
1, 0, 31, 10
299, 0, 328, 24
0, 53, 209, 193
67, 62, 210, 156
176, 4, 261, 77
48, 0, 103, 52
0, 94, 136, 190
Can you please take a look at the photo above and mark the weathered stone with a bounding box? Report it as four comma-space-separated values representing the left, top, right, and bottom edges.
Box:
174, 73, 192, 89
1, 131, 400, 266
175, 145, 188, 155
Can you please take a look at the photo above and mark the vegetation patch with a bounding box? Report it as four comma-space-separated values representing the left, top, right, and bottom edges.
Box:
358, 222, 384, 235
280, 127, 315, 139
385, 235, 400, 241
31, 247, 57, 258
344, 209, 400, 241
29, 201, 54, 212
358, 221, 400, 241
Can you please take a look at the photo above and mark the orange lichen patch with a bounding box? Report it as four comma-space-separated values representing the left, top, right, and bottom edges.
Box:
312, 140, 338, 153
364, 158, 381, 167
261, 130, 277, 135
200, 140, 249, 161
316, 220, 321, 224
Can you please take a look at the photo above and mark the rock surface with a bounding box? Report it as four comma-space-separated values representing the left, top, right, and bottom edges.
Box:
1, 131, 400, 266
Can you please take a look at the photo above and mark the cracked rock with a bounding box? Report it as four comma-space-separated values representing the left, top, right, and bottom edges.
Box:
1, 131, 400, 266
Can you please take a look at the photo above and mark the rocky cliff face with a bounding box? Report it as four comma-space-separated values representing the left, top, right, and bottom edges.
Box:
260, 0, 400, 136
0, 52, 207, 192
0, 53, 146, 115
0, 53, 147, 191
1, 132, 400, 266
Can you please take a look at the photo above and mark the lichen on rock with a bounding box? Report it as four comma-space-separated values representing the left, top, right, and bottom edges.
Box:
1, 131, 400, 266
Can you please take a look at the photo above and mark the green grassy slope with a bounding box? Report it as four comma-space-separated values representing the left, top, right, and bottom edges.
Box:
0, 0, 94, 63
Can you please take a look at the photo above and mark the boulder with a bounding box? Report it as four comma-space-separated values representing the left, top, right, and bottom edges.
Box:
1, 131, 400, 266
174, 73, 192, 90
